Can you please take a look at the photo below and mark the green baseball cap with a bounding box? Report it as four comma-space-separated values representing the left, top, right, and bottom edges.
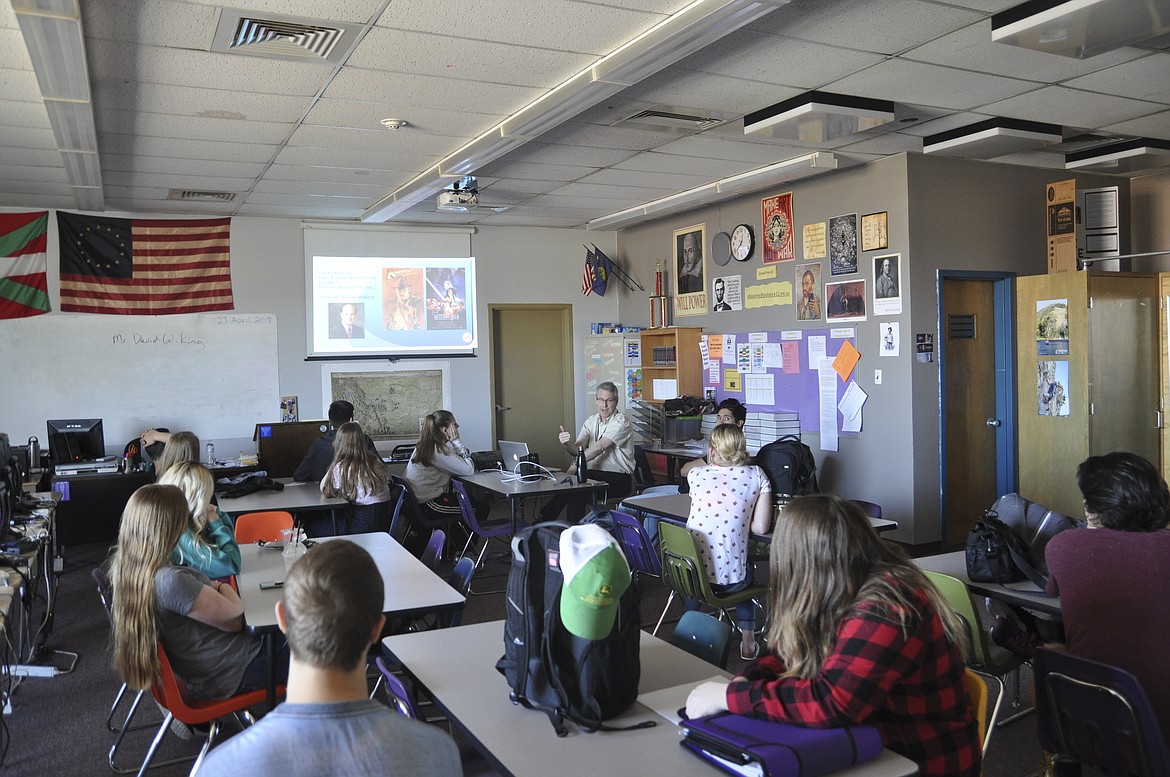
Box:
559, 524, 631, 640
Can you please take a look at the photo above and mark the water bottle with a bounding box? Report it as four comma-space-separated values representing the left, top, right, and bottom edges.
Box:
205, 442, 215, 465
575, 447, 587, 484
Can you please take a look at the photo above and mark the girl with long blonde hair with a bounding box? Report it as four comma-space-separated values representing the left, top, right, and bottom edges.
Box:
686, 495, 979, 777
157, 460, 240, 578
320, 422, 392, 534
110, 484, 284, 697
151, 430, 200, 479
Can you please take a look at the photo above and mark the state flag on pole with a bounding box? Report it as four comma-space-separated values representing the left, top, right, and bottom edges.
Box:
0, 211, 51, 319
58, 212, 234, 315
590, 244, 613, 297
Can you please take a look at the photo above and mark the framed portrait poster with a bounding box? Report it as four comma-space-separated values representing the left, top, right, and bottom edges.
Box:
825, 279, 867, 323
761, 192, 794, 263
872, 253, 901, 315
861, 211, 888, 251
795, 262, 822, 321
828, 213, 857, 276
674, 224, 707, 317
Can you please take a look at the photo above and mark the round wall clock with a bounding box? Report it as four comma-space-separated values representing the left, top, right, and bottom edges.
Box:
711, 231, 732, 266
731, 223, 754, 262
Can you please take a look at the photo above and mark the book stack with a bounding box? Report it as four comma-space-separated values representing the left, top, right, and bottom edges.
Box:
651, 345, 677, 365
743, 412, 801, 453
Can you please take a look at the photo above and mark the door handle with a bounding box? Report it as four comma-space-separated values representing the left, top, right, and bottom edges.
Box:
495, 404, 510, 412
986, 418, 1001, 428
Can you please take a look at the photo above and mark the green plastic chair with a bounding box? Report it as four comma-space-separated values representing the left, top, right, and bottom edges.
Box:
656, 521, 768, 637
922, 570, 1029, 733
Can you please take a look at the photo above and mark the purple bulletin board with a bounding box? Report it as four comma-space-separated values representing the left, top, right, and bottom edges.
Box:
701, 330, 855, 435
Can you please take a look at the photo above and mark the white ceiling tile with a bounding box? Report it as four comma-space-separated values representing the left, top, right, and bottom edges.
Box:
474, 160, 597, 182
0, 68, 43, 104
94, 110, 292, 146
0, 177, 71, 195
896, 111, 995, 138
272, 145, 434, 172
535, 122, 682, 152
983, 86, 1163, 129
616, 67, 802, 117
325, 67, 545, 118
234, 202, 367, 218
288, 124, 466, 157
252, 178, 388, 197
478, 178, 558, 195
905, 21, 1146, 83
574, 168, 712, 190
613, 151, 752, 178
1100, 110, 1170, 143
101, 170, 255, 191
984, 150, 1066, 169
0, 163, 68, 183
101, 153, 267, 179
99, 132, 278, 164
1, 101, 50, 130
0, 147, 63, 167
474, 214, 587, 228
86, 39, 333, 98
244, 191, 371, 207
303, 100, 490, 140
91, 80, 312, 124
827, 59, 1037, 110
506, 142, 638, 168
675, 29, 885, 89
1, 125, 59, 151
347, 27, 597, 89
0, 28, 32, 69
176, 0, 386, 25
265, 163, 413, 189
748, 0, 984, 56
548, 181, 686, 201
0, 192, 74, 210
835, 131, 923, 155
654, 135, 813, 164
1063, 53, 1170, 105
374, 0, 664, 55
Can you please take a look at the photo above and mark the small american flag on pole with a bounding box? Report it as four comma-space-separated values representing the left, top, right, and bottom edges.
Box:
581, 246, 596, 296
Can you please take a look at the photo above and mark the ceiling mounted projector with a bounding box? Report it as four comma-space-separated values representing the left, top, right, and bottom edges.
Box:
437, 190, 479, 211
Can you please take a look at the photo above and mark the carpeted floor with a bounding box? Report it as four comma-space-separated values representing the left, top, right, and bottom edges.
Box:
0, 538, 1046, 776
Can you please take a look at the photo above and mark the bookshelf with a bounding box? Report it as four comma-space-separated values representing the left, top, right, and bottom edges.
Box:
639, 327, 702, 403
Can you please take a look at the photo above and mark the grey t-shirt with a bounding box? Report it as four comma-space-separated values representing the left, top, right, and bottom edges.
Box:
195, 699, 463, 777
155, 565, 261, 699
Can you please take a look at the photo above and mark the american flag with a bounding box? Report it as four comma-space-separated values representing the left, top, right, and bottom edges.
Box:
581, 246, 596, 296
58, 213, 233, 315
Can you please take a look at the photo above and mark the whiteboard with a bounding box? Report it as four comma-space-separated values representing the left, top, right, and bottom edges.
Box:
0, 312, 279, 453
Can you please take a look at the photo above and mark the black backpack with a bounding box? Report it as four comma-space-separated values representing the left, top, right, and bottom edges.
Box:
495, 522, 650, 736
755, 435, 819, 497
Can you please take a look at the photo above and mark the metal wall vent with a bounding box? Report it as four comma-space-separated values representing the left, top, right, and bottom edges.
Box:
621, 109, 724, 131
948, 314, 976, 340
167, 189, 236, 202
211, 9, 363, 64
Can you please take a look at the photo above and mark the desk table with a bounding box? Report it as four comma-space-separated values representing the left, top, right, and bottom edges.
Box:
238, 532, 464, 707
456, 470, 609, 529
217, 478, 347, 532
621, 493, 899, 535
383, 620, 917, 777
644, 444, 706, 483
914, 550, 1061, 617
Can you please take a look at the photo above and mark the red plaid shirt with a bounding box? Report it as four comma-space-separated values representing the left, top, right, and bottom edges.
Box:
726, 578, 980, 777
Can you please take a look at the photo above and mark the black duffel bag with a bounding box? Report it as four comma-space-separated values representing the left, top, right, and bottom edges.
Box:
965, 493, 1082, 589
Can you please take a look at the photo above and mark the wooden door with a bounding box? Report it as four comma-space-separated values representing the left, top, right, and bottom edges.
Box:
942, 279, 1001, 548
490, 305, 573, 469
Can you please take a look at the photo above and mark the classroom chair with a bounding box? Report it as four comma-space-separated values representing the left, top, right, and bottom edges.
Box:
374, 656, 425, 720
922, 570, 1030, 730
669, 611, 733, 669
963, 668, 996, 758
406, 556, 476, 633
1033, 647, 1170, 777
234, 510, 294, 544
451, 479, 523, 593
391, 475, 462, 555
114, 644, 276, 777
848, 499, 883, 520
656, 521, 767, 638
419, 529, 446, 570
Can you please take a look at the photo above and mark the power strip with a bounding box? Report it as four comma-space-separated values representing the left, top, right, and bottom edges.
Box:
6, 664, 55, 678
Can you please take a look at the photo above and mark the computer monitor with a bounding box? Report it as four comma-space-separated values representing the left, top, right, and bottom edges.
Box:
46, 418, 105, 464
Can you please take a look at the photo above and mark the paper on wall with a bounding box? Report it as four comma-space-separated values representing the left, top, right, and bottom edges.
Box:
818, 358, 839, 452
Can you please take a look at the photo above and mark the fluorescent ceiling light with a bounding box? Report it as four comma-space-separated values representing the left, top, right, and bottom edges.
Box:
923, 118, 1063, 159
13, 0, 104, 211
361, 166, 444, 223
991, 0, 1170, 59
587, 152, 837, 230
745, 92, 895, 143
363, 0, 786, 223
1065, 138, 1170, 173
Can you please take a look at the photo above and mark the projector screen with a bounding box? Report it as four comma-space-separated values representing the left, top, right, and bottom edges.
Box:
307, 254, 478, 359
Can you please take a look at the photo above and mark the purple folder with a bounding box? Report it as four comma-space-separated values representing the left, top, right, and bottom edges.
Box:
680, 712, 882, 777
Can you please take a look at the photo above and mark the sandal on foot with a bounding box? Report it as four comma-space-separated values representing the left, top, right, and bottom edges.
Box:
739, 641, 760, 661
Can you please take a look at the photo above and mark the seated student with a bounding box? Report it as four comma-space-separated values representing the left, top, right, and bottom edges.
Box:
684, 424, 771, 660
404, 410, 487, 528
541, 381, 635, 520
678, 398, 748, 482
195, 541, 462, 777
293, 400, 378, 483
1045, 451, 1170, 745
686, 495, 980, 777
157, 460, 240, 579
141, 429, 200, 479
110, 485, 288, 702
318, 422, 393, 536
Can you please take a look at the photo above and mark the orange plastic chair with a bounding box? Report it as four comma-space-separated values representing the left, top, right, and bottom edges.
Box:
234, 511, 294, 544
118, 644, 279, 776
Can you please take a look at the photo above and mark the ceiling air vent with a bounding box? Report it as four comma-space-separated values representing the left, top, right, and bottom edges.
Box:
1049, 132, 1133, 154
620, 109, 724, 131
167, 189, 236, 202
211, 9, 363, 64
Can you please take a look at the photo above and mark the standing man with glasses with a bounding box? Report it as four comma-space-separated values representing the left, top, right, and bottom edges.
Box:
541, 381, 635, 520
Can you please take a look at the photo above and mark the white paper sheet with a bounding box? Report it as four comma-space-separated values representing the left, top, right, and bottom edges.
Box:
744, 373, 775, 406
817, 358, 839, 451
838, 380, 867, 433
653, 378, 678, 399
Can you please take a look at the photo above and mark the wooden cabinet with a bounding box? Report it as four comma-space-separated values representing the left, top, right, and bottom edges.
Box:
640, 327, 703, 403
1016, 271, 1160, 516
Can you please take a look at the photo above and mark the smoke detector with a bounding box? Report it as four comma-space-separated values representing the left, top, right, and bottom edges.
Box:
381, 118, 408, 131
